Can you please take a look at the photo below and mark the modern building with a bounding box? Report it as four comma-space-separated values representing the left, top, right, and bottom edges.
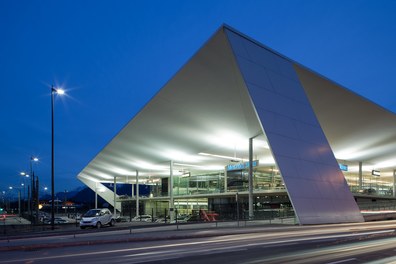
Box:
77, 25, 396, 225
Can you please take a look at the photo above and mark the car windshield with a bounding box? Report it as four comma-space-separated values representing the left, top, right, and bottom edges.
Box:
84, 209, 101, 217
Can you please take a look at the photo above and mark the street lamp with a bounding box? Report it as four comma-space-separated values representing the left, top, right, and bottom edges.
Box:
1, 191, 5, 211
19, 172, 27, 198
8, 186, 21, 216
51, 85, 65, 230
29, 157, 39, 224
20, 172, 29, 216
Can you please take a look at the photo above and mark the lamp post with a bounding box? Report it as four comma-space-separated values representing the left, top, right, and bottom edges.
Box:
8, 186, 21, 216
29, 157, 39, 224
1, 191, 5, 211
20, 183, 25, 214
19, 172, 29, 214
51, 85, 65, 230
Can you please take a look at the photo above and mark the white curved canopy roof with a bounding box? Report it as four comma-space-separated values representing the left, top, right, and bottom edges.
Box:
78, 26, 396, 185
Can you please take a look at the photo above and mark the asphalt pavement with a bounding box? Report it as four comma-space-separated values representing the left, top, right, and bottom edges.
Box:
0, 218, 300, 251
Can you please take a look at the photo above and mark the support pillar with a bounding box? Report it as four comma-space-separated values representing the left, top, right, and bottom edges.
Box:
393, 170, 396, 198
95, 182, 98, 209
136, 170, 139, 217
248, 137, 254, 220
169, 160, 174, 222
224, 169, 228, 193
358, 162, 363, 190
113, 177, 117, 216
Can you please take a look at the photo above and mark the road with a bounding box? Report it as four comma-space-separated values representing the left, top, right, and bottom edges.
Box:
2, 221, 396, 263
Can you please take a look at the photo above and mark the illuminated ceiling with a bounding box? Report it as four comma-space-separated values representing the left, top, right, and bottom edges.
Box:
77, 26, 396, 184
296, 66, 396, 178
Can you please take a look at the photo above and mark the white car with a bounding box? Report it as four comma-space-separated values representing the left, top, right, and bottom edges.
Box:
43, 217, 68, 224
79, 208, 115, 229
131, 215, 152, 222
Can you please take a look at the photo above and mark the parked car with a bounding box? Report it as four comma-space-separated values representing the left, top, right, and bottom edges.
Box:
131, 215, 152, 222
115, 216, 128, 222
156, 215, 190, 223
43, 217, 68, 224
155, 216, 169, 223
79, 208, 115, 229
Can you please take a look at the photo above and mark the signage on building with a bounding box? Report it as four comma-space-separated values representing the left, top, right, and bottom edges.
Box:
372, 170, 381, 176
339, 163, 348, 171
226, 160, 259, 171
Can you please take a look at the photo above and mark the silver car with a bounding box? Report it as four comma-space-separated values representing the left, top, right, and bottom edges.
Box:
80, 208, 115, 229
132, 214, 152, 222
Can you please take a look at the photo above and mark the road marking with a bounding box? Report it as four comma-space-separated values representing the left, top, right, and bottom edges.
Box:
0, 229, 394, 263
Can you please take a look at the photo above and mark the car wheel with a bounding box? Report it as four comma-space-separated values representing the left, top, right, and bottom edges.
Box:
96, 222, 102, 229
110, 219, 115, 226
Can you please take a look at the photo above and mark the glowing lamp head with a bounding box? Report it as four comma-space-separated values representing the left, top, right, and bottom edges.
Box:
52, 87, 65, 95
56, 89, 65, 95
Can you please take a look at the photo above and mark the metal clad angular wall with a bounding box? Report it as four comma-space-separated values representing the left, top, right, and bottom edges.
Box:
225, 29, 363, 224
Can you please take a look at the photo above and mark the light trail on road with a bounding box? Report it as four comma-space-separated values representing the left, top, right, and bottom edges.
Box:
1, 227, 395, 264
249, 234, 396, 263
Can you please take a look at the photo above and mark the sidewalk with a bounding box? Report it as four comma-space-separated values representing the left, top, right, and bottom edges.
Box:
0, 219, 298, 252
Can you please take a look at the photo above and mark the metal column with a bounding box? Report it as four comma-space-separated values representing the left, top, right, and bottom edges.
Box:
136, 170, 139, 217
113, 177, 117, 216
393, 170, 396, 198
169, 160, 174, 222
358, 162, 363, 190
95, 182, 98, 209
248, 137, 254, 220
224, 169, 228, 193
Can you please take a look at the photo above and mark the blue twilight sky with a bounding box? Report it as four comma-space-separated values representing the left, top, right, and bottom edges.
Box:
1, 0, 396, 195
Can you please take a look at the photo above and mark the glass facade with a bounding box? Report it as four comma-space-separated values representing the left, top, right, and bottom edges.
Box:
117, 158, 396, 222
344, 170, 393, 197
119, 160, 293, 221
173, 172, 225, 196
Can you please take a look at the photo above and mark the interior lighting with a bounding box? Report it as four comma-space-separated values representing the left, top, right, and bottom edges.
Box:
198, 152, 245, 161
174, 163, 201, 168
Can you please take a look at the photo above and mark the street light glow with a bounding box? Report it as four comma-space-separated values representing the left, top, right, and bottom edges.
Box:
56, 88, 65, 95
32, 157, 39, 162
